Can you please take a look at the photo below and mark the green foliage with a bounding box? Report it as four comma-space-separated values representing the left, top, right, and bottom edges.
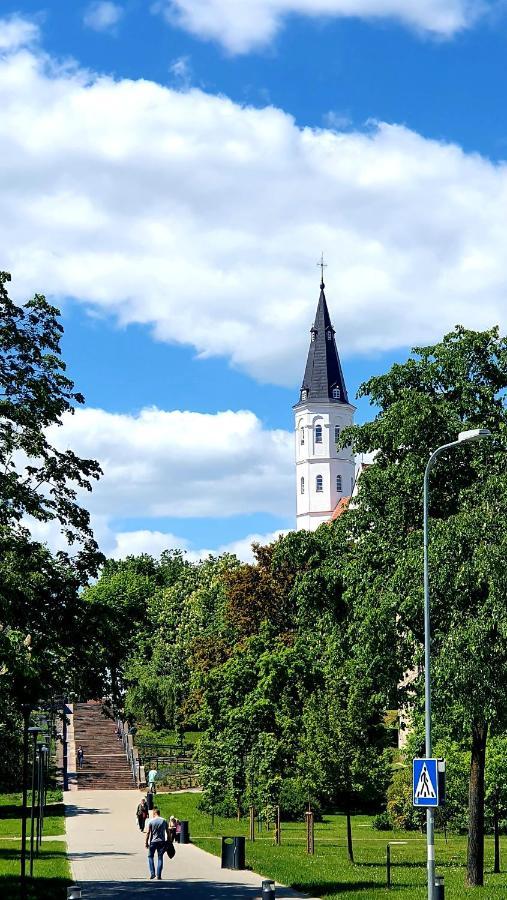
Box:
0, 274, 106, 784
0, 272, 102, 575
341, 325, 507, 884
387, 766, 424, 831
371, 811, 392, 831
278, 777, 322, 821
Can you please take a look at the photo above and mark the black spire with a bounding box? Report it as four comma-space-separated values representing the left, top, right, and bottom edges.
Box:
295, 274, 349, 406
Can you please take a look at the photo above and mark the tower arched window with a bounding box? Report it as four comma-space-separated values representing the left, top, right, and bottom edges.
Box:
300, 428, 305, 445
336, 474, 342, 492
332, 387, 340, 399
301, 477, 305, 495
316, 475, 323, 492
334, 425, 340, 444
327, 330, 332, 341
315, 424, 322, 444
311, 330, 316, 342
301, 389, 308, 401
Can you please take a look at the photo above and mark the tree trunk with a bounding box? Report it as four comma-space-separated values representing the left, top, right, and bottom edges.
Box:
346, 811, 354, 864
467, 720, 488, 887
494, 805, 500, 874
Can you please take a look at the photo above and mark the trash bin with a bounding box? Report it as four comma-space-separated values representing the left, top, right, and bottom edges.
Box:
179, 820, 190, 844
146, 791, 154, 810
221, 836, 246, 870
435, 875, 444, 899
262, 879, 276, 899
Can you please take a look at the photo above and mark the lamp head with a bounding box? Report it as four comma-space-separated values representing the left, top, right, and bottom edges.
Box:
458, 428, 492, 443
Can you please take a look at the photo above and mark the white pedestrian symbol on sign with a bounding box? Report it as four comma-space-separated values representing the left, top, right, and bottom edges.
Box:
415, 763, 437, 800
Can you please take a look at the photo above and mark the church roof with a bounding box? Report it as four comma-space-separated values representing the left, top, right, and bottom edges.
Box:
330, 496, 351, 520
295, 279, 349, 406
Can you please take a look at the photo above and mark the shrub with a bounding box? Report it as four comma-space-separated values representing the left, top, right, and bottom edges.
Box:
371, 812, 392, 831
279, 777, 322, 821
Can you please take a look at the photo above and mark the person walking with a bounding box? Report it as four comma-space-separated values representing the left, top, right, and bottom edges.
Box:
145, 807, 168, 880
76, 746, 84, 768
136, 798, 149, 832
168, 816, 177, 843
147, 768, 158, 794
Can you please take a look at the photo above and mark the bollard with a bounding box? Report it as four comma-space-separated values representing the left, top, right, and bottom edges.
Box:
435, 874, 445, 899
386, 844, 391, 888
249, 806, 255, 841
262, 879, 276, 899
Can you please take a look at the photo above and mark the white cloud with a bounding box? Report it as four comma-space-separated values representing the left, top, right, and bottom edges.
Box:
2, 23, 507, 387
155, 0, 489, 53
169, 54, 192, 87
47, 406, 293, 520
25, 404, 292, 561
83, 2, 124, 33
108, 527, 288, 562
0, 14, 39, 51
323, 110, 352, 130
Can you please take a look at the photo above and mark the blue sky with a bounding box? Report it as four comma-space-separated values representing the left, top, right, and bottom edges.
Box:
2, 1, 507, 560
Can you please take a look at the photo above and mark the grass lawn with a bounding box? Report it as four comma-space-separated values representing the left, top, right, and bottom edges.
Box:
157, 792, 507, 898
0, 793, 71, 899
136, 726, 200, 746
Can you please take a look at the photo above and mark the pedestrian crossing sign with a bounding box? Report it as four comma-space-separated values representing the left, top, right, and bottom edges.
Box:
413, 758, 439, 807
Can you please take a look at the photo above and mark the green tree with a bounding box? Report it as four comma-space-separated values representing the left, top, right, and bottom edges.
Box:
342, 326, 507, 886
0, 271, 102, 575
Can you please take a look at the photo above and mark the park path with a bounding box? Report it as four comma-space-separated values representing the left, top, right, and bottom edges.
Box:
65, 790, 319, 899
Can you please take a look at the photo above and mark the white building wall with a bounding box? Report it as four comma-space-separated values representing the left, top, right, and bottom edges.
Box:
295, 401, 355, 531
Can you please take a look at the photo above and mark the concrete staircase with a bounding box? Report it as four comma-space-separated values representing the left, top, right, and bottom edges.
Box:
73, 701, 136, 790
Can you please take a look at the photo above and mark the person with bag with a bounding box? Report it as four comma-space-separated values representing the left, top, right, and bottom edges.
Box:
145, 807, 168, 880
136, 798, 149, 832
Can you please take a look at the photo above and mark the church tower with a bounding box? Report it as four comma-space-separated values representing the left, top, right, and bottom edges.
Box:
294, 269, 355, 531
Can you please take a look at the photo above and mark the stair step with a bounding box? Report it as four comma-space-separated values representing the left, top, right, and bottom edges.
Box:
73, 701, 135, 791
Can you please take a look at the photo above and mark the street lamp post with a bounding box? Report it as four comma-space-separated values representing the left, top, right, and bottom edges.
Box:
28, 727, 39, 877
423, 428, 491, 900
20, 704, 31, 898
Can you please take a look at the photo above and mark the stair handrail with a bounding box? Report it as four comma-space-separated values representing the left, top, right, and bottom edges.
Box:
117, 719, 140, 786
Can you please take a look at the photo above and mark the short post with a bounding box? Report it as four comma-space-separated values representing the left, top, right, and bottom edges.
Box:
275, 805, 281, 845
386, 843, 391, 888
305, 810, 314, 855
249, 806, 255, 841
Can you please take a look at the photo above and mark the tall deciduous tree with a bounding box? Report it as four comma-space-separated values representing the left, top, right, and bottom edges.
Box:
342, 326, 507, 887
0, 271, 102, 575
0, 273, 104, 761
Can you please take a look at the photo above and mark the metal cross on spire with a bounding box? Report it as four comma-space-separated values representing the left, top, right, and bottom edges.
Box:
317, 253, 327, 288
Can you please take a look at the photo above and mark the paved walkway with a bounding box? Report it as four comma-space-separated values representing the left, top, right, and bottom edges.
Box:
65, 791, 318, 899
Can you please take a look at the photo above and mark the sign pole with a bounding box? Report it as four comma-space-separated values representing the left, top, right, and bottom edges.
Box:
423, 456, 436, 900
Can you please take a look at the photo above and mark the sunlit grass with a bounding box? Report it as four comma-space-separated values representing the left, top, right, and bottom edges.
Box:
157, 792, 507, 898
0, 793, 70, 899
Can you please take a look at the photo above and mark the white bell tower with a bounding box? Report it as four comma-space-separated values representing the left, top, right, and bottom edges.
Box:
294, 268, 355, 531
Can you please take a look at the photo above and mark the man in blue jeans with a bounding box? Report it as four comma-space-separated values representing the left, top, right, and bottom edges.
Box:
145, 807, 168, 880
